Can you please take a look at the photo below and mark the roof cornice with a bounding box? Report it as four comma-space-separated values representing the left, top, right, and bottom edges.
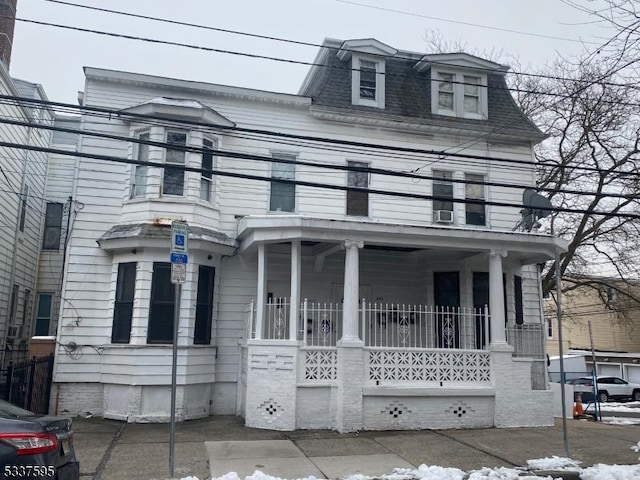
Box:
84, 67, 311, 108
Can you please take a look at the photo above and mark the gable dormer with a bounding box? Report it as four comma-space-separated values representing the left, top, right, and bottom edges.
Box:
415, 53, 509, 120
336, 39, 397, 109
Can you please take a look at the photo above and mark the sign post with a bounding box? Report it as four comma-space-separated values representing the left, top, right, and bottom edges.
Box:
169, 220, 188, 477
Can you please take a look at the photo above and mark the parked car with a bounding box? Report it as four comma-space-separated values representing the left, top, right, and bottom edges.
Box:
0, 399, 79, 479
570, 375, 640, 403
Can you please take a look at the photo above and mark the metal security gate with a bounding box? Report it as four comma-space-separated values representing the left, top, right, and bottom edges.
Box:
4, 355, 54, 414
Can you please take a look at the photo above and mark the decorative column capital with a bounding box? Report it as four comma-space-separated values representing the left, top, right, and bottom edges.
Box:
489, 249, 508, 258
343, 240, 364, 250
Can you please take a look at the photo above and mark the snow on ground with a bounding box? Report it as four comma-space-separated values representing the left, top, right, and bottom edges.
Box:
580, 464, 640, 480
585, 401, 640, 413
526, 456, 581, 470
602, 416, 640, 425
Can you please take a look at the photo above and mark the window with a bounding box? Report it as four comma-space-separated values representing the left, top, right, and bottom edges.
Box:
34, 293, 52, 336
131, 132, 149, 198
200, 138, 215, 202
163, 131, 187, 196
546, 317, 553, 339
22, 290, 30, 326
194, 266, 215, 345
465, 173, 486, 226
347, 161, 369, 216
433, 170, 454, 221
148, 262, 175, 344
352, 57, 386, 108
112, 262, 136, 343
270, 153, 296, 212
9, 285, 18, 325
432, 70, 487, 119
514, 275, 523, 325
359, 60, 377, 100
19, 186, 28, 232
42, 202, 63, 250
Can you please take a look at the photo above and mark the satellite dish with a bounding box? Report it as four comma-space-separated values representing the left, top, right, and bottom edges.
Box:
519, 189, 553, 231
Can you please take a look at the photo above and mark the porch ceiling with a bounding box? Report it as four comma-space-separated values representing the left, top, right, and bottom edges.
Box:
236, 215, 568, 265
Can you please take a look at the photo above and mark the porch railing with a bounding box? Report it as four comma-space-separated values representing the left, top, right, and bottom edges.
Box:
247, 298, 490, 350
506, 324, 545, 359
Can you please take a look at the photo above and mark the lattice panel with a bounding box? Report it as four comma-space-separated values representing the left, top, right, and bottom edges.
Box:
303, 349, 337, 381
368, 349, 491, 383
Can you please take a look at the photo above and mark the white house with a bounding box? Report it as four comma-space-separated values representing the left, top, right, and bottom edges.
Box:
52, 38, 567, 431
0, 59, 53, 368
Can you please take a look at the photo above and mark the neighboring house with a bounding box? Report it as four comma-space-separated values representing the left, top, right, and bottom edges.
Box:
53, 38, 567, 431
0, 60, 53, 367
546, 279, 640, 382
34, 115, 80, 338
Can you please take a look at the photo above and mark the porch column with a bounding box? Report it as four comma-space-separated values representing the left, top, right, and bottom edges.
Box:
255, 244, 267, 339
289, 241, 301, 341
489, 249, 507, 345
341, 239, 363, 343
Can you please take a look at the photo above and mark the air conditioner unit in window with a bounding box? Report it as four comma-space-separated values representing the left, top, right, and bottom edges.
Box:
6, 325, 21, 338
434, 210, 454, 223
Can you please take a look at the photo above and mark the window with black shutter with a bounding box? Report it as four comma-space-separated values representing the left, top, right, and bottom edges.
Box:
148, 262, 175, 343
194, 266, 215, 345
112, 262, 136, 343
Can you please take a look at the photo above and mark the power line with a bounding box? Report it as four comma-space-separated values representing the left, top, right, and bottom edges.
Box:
2, 138, 640, 220
7, 14, 640, 105
336, 0, 601, 46
43, 0, 636, 89
3, 93, 640, 182
4, 114, 640, 203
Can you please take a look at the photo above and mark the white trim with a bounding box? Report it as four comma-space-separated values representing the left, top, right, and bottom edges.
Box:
351, 55, 386, 109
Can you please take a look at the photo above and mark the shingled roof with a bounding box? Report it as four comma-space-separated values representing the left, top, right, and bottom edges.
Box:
299, 39, 545, 143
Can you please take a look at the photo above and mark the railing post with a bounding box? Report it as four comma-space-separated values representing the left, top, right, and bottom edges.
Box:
303, 298, 308, 345
484, 304, 490, 349
361, 298, 366, 344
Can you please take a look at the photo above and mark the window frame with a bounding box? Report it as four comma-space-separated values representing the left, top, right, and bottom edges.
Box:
432, 170, 454, 222
34, 292, 53, 337
147, 262, 175, 344
431, 68, 488, 119
194, 265, 215, 345
130, 131, 150, 199
19, 185, 28, 233
112, 262, 137, 344
42, 202, 64, 250
200, 137, 216, 203
351, 55, 386, 108
162, 130, 188, 197
465, 173, 487, 226
346, 160, 370, 217
269, 152, 297, 213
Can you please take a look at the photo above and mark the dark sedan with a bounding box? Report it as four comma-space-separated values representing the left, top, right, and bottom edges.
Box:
0, 400, 79, 480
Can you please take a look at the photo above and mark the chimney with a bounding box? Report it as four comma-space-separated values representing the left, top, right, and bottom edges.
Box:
0, 0, 17, 68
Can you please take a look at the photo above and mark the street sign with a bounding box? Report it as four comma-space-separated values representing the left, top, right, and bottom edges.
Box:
170, 262, 186, 284
171, 220, 189, 254
170, 252, 188, 264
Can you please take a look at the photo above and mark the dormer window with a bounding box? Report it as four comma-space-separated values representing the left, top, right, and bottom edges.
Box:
433, 69, 487, 119
352, 56, 386, 108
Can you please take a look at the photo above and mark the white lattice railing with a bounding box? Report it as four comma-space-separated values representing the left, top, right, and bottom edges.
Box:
300, 348, 338, 383
366, 348, 491, 385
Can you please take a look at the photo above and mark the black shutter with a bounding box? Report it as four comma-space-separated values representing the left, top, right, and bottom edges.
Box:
148, 262, 175, 343
112, 263, 136, 343
194, 266, 215, 345
514, 275, 524, 325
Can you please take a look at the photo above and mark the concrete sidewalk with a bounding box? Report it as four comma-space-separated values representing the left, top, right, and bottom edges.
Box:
72, 416, 640, 480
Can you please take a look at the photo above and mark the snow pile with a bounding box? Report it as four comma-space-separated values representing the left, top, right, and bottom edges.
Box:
580, 464, 640, 480
602, 416, 640, 425
468, 466, 555, 479
526, 455, 581, 470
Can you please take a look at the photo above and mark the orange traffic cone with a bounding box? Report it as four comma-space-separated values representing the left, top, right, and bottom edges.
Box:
573, 392, 584, 418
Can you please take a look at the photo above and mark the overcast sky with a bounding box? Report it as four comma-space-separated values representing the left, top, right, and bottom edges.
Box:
9, 0, 609, 105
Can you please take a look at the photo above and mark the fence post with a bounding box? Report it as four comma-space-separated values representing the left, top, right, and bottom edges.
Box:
5, 362, 13, 402
303, 299, 308, 346
26, 357, 37, 411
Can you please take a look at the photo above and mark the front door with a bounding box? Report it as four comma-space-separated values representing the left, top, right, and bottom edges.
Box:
434, 272, 460, 348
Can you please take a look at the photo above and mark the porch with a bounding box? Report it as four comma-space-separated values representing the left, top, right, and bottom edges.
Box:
236, 216, 564, 432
